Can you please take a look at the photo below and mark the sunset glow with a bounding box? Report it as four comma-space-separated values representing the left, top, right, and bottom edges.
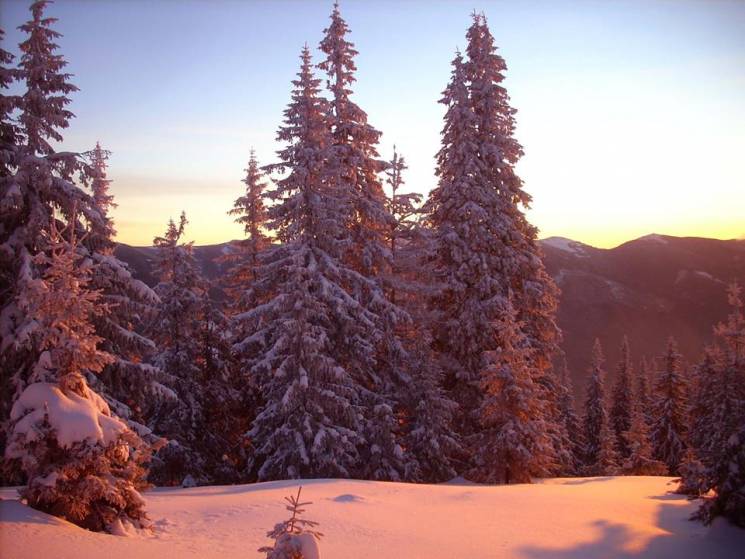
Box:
2, 0, 743, 248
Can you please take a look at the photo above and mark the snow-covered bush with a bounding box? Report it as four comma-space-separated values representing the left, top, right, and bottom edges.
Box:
6, 375, 152, 533
3, 221, 153, 533
259, 486, 323, 559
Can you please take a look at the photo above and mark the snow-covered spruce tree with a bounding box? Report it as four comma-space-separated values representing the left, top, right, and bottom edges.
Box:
4, 220, 151, 533
650, 337, 688, 475
318, 5, 412, 481
197, 297, 248, 484
610, 336, 633, 459
225, 149, 269, 311
318, 2, 391, 280
0, 28, 21, 177
259, 487, 323, 559
0, 1, 106, 472
622, 395, 667, 476
243, 45, 377, 480
471, 300, 554, 484
636, 356, 652, 428
423, 16, 560, 457
675, 447, 707, 496
465, 13, 561, 389
383, 146, 422, 307
557, 357, 584, 475
402, 350, 461, 482
80, 142, 165, 427
695, 423, 745, 527
423, 46, 490, 437
582, 340, 619, 475
687, 346, 723, 478
379, 147, 460, 481
534, 360, 574, 477
147, 212, 214, 485
692, 283, 745, 525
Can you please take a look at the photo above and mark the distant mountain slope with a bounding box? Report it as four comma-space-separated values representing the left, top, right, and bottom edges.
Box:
115, 234, 745, 395
541, 234, 745, 394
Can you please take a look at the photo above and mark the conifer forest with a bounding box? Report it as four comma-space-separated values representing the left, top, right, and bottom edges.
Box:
0, 2, 743, 558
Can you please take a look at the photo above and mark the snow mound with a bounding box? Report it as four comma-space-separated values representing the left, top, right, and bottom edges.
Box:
8, 382, 127, 450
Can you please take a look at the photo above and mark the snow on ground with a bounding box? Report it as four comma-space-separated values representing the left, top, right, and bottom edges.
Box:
1, 476, 743, 559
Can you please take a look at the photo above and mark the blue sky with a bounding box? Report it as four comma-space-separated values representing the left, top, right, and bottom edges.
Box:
2, 0, 744, 247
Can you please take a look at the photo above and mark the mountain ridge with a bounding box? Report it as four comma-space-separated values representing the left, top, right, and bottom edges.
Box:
114, 234, 745, 396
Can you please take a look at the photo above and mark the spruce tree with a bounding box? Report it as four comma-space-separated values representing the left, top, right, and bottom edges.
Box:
582, 340, 618, 475
696, 423, 745, 527
226, 149, 269, 310
636, 356, 652, 427
318, 1, 391, 279
147, 213, 213, 485
610, 336, 634, 459
472, 300, 553, 483
4, 220, 151, 533
0, 28, 20, 177
622, 396, 667, 476
243, 46, 386, 480
650, 337, 688, 475
383, 146, 421, 307
687, 346, 722, 477
423, 15, 559, 462
0, 1, 105, 468
692, 283, 745, 525
535, 363, 574, 477
317, 5, 411, 480
557, 358, 584, 474
80, 142, 164, 426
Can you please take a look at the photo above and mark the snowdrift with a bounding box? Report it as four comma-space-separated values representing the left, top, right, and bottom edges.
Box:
1, 476, 743, 558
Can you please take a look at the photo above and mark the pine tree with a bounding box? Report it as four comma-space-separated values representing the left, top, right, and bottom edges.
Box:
423, 15, 559, 461
472, 300, 554, 483
243, 46, 386, 480
4, 220, 151, 533
610, 336, 634, 459
582, 340, 619, 475
650, 337, 688, 475
0, 1, 105, 470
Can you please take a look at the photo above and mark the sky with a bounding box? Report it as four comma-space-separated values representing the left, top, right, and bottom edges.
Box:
2, 0, 744, 248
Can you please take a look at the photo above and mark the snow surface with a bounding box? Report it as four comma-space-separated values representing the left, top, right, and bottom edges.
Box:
1, 476, 743, 558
